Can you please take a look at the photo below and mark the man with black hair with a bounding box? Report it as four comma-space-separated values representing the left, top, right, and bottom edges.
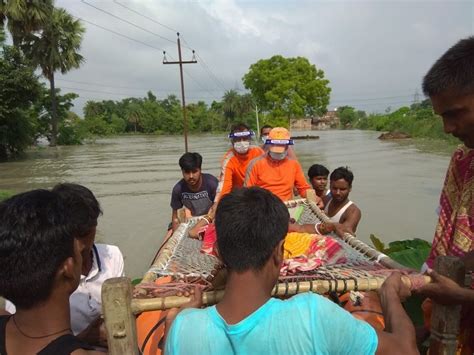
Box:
307, 164, 330, 199
5, 183, 124, 348
216, 123, 264, 200
290, 166, 361, 236
165, 187, 418, 354
414, 36, 474, 352
0, 190, 102, 354
259, 124, 273, 147
170, 152, 218, 230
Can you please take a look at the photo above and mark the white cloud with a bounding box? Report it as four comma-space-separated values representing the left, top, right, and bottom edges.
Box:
50, 0, 473, 114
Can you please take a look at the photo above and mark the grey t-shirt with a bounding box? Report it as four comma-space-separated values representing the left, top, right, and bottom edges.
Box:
170, 173, 218, 216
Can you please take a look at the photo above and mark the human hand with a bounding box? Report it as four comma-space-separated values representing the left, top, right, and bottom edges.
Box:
380, 272, 411, 302
166, 285, 203, 325
315, 195, 324, 209
77, 316, 108, 348
414, 269, 464, 305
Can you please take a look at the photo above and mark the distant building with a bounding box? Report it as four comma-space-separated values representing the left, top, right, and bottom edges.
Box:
312, 111, 339, 130
290, 118, 312, 130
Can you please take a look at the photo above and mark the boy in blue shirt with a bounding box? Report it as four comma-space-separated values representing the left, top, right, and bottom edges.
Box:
166, 187, 417, 355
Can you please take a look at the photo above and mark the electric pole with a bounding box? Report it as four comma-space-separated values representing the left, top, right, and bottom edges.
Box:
163, 33, 197, 152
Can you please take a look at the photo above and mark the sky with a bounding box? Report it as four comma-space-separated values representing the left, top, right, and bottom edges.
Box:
52, 0, 474, 116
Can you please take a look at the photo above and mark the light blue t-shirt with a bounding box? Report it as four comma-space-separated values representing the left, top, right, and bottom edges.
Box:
165, 292, 378, 355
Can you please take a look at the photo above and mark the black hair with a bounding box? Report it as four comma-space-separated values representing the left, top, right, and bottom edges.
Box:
230, 123, 250, 134
330, 166, 354, 186
308, 164, 330, 179
423, 36, 474, 97
52, 183, 102, 238
260, 125, 273, 135
215, 187, 289, 272
0, 190, 76, 309
179, 152, 203, 172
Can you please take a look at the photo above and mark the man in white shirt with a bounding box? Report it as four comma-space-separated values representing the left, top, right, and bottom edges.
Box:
5, 183, 124, 348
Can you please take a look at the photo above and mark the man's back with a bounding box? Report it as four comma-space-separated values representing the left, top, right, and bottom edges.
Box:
165, 293, 377, 355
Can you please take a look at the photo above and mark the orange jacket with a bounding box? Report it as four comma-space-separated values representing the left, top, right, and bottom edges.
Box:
244, 154, 311, 201
216, 146, 264, 200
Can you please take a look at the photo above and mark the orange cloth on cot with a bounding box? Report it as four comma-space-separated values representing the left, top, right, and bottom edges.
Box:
216, 146, 264, 200
244, 155, 311, 201
136, 276, 172, 355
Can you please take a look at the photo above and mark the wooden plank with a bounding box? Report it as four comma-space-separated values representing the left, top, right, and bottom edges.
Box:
429, 256, 465, 355
102, 277, 139, 355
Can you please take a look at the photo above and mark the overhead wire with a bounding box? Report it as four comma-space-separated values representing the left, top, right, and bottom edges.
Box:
109, 1, 228, 94
74, 16, 167, 52
81, 0, 176, 45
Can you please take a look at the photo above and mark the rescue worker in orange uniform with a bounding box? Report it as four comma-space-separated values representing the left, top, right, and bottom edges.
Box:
244, 127, 317, 203
215, 123, 264, 201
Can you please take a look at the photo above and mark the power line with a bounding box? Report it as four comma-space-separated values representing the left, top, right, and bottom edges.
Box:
75, 16, 167, 52
109, 1, 227, 93
57, 85, 221, 100
113, 0, 179, 35
81, 0, 176, 46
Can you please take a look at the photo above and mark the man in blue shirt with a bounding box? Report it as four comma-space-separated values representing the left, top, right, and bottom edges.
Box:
166, 187, 418, 355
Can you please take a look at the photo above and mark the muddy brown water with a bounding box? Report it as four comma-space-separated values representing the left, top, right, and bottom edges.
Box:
0, 130, 452, 278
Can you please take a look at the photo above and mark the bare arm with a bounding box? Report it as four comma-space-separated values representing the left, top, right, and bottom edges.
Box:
335, 205, 361, 236
415, 269, 474, 305
375, 273, 418, 355
171, 209, 179, 231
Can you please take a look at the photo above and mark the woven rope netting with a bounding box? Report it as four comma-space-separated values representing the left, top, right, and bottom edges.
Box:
134, 199, 403, 299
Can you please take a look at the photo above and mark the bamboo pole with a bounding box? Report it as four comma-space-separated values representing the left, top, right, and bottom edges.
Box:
307, 201, 407, 270
102, 277, 139, 355
131, 274, 431, 314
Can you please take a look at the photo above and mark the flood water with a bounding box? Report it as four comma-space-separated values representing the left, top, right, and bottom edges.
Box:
0, 130, 452, 278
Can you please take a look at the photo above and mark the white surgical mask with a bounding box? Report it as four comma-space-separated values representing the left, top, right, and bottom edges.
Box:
261, 135, 269, 144
269, 151, 287, 161
233, 141, 250, 154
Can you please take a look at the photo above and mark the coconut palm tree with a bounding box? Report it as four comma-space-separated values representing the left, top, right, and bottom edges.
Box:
22, 7, 84, 146
0, 0, 53, 46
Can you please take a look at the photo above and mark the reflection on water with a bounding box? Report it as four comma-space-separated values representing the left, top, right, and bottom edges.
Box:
0, 131, 451, 277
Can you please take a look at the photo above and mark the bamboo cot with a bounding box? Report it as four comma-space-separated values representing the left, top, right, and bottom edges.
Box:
101, 196, 467, 355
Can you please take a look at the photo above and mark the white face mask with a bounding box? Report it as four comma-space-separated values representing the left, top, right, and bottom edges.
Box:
233, 141, 250, 154
269, 151, 287, 161
261, 135, 269, 144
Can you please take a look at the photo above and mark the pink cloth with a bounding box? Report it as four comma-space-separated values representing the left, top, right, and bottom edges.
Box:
280, 235, 346, 276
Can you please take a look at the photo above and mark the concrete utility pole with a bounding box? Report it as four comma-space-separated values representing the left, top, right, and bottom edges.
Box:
163, 33, 197, 153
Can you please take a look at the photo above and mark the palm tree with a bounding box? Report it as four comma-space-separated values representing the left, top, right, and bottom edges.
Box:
0, 0, 53, 46
22, 7, 85, 146
222, 89, 239, 128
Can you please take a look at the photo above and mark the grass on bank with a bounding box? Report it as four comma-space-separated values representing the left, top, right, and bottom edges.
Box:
0, 190, 13, 201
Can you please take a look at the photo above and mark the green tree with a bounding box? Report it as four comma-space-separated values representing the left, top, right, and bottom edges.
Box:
0, 0, 53, 46
243, 55, 331, 119
0, 46, 41, 159
32, 86, 78, 141
22, 7, 85, 146
222, 89, 239, 126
